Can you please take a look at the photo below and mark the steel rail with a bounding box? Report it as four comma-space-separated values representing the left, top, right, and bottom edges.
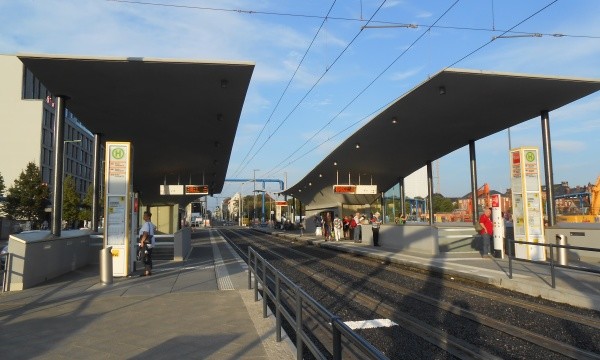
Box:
227, 229, 496, 360
243, 229, 600, 359
311, 244, 600, 331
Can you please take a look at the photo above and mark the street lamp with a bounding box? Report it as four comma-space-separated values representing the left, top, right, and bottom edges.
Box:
253, 169, 259, 224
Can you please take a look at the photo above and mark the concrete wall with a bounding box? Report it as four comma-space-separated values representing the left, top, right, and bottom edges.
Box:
5, 230, 92, 291
436, 223, 479, 253
545, 223, 600, 264
375, 224, 439, 255
174, 227, 191, 261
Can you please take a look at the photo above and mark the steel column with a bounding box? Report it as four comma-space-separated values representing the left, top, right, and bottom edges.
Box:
380, 192, 385, 223
426, 161, 434, 225
91, 133, 102, 232
399, 177, 405, 218
541, 110, 556, 227
469, 140, 479, 225
51, 96, 67, 236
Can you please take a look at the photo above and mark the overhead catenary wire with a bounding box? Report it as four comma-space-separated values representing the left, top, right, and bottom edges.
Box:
109, 0, 593, 181
265, 0, 563, 179
230, 0, 338, 179
263, 1, 461, 178
107, 0, 593, 195
445, 0, 559, 69
234, 0, 390, 179
106, 0, 600, 39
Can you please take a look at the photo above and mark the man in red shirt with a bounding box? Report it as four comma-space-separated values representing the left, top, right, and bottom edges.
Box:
479, 208, 493, 257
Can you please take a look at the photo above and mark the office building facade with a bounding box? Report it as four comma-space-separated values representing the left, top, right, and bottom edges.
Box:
0, 55, 96, 204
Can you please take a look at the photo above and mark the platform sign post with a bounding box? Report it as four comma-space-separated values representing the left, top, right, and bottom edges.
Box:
104, 142, 133, 276
510, 147, 546, 261
491, 194, 504, 258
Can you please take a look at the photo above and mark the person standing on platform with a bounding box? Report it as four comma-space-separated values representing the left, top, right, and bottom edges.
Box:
479, 208, 493, 257
371, 212, 381, 246
353, 212, 361, 243
139, 211, 156, 276
324, 212, 333, 241
342, 215, 350, 239
333, 214, 343, 241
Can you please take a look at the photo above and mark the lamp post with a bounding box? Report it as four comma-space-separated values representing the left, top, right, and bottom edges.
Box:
253, 169, 259, 224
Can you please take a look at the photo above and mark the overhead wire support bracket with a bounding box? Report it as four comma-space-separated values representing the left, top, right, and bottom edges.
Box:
493, 33, 542, 40
362, 24, 418, 30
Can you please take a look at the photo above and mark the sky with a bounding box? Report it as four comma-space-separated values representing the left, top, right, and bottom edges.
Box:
2, 0, 600, 211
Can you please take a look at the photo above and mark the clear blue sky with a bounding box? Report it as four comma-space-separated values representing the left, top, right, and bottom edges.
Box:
2, 1, 599, 210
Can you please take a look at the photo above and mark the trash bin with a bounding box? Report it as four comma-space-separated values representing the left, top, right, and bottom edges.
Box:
556, 234, 568, 266
100, 246, 113, 285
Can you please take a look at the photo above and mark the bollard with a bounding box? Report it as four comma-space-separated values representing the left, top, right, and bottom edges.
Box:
556, 234, 568, 266
100, 246, 113, 285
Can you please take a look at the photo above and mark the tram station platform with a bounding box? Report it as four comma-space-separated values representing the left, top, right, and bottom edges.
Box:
0, 229, 294, 360
257, 227, 600, 312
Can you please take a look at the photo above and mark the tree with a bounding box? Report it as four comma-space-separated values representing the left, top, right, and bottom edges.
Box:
4, 162, 49, 227
432, 193, 456, 213
62, 175, 80, 228
80, 184, 103, 223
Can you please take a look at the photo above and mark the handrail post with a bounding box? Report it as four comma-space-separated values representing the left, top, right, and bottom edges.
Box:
508, 239, 513, 279
262, 260, 268, 318
254, 253, 260, 302
248, 248, 253, 290
276, 273, 282, 342
332, 317, 342, 360
549, 244, 556, 288
295, 287, 303, 360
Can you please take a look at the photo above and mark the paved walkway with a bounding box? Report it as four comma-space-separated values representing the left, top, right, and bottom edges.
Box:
0, 229, 295, 360
257, 227, 600, 311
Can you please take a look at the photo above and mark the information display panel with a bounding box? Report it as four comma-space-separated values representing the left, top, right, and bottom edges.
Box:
104, 142, 133, 276
185, 185, 209, 195
510, 147, 546, 261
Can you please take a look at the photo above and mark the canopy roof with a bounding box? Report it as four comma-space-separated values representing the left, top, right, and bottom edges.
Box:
18, 54, 254, 206
284, 68, 600, 208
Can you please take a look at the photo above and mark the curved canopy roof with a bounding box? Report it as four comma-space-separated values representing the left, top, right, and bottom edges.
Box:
284, 68, 600, 208
18, 54, 254, 206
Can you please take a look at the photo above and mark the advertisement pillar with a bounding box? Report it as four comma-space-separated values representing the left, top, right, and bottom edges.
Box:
104, 142, 133, 276
510, 147, 546, 261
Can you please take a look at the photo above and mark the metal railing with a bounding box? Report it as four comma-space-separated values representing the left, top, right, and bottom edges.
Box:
247, 246, 388, 360
508, 239, 600, 288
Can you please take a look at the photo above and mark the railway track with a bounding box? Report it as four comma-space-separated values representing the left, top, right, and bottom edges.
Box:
219, 228, 600, 360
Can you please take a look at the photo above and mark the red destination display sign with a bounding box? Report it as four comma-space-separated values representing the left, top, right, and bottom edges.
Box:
185, 185, 209, 195
333, 185, 356, 194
